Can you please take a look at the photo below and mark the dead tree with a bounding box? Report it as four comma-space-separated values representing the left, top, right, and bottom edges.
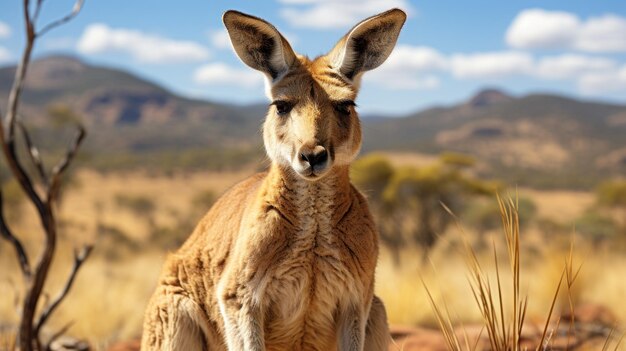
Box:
0, 1, 91, 350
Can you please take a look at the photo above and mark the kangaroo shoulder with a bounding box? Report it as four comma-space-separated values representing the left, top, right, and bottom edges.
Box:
179, 172, 267, 252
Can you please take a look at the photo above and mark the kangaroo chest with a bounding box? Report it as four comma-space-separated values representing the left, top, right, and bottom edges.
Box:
263, 182, 356, 349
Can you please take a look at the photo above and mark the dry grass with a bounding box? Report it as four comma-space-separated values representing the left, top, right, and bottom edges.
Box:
378, 234, 626, 328
54, 251, 163, 345
378, 196, 625, 351
455, 196, 532, 351
59, 169, 254, 241
377, 152, 441, 169
0, 238, 164, 349
521, 188, 594, 223
1, 169, 624, 350
0, 169, 251, 349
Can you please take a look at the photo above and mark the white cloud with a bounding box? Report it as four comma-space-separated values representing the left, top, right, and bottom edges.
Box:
450, 51, 534, 79
370, 74, 440, 90
506, 9, 578, 50
0, 46, 11, 63
578, 64, 626, 94
0, 21, 10, 39
209, 29, 231, 50
360, 45, 626, 93
506, 9, 626, 52
384, 45, 449, 71
446, 50, 625, 94
532, 55, 626, 94
193, 62, 263, 88
577, 15, 626, 52
448, 50, 621, 86
279, 0, 413, 29
77, 23, 210, 64
365, 45, 447, 90
534, 54, 617, 80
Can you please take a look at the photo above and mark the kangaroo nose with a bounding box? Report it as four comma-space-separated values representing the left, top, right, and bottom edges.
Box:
299, 146, 328, 168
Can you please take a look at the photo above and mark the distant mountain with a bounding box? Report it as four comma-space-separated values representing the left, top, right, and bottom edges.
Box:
2, 56, 625, 187
363, 88, 626, 188
0, 55, 266, 153
465, 88, 513, 108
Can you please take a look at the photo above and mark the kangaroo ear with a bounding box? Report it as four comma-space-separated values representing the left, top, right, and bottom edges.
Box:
328, 9, 406, 81
223, 10, 296, 82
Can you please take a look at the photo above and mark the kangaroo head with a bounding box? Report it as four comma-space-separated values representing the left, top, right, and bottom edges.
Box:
223, 9, 406, 181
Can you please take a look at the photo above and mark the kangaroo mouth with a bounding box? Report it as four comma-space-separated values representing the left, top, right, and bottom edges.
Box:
295, 164, 331, 181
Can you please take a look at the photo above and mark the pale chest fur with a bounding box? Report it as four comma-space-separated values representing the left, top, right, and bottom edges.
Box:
255, 178, 365, 350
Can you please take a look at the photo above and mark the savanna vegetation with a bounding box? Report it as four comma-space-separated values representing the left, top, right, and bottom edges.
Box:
0, 1, 624, 349
2, 152, 625, 350
2, 71, 625, 348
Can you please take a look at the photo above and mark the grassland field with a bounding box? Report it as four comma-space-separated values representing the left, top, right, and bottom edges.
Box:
0, 161, 624, 350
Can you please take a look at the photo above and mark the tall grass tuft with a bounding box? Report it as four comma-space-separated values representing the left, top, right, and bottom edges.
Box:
424, 195, 621, 351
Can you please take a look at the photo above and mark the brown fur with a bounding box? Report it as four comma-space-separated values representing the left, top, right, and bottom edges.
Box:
142, 8, 406, 351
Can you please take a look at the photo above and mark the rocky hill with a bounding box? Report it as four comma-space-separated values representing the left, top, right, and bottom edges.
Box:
363, 90, 626, 188
2, 56, 625, 187
0, 55, 266, 150
0, 56, 267, 172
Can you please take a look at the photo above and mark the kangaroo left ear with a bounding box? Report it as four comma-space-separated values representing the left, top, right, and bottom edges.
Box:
223, 10, 296, 82
328, 9, 406, 81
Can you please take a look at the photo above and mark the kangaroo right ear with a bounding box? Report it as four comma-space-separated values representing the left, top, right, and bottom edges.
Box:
328, 9, 406, 81
223, 10, 296, 82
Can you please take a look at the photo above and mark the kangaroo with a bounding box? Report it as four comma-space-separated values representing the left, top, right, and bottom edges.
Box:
141, 8, 406, 351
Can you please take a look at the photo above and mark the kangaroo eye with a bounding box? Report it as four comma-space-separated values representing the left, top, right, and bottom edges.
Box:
334, 100, 356, 115
272, 100, 294, 116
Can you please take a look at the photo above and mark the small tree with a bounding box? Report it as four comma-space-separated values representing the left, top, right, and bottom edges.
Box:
596, 179, 626, 230
351, 155, 403, 263
352, 153, 499, 263
0, 1, 90, 350
350, 154, 394, 203
575, 210, 618, 247
115, 194, 157, 230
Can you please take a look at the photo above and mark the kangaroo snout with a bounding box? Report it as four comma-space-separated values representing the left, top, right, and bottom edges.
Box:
296, 144, 330, 177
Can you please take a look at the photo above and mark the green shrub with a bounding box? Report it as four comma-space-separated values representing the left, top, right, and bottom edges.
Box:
575, 211, 618, 245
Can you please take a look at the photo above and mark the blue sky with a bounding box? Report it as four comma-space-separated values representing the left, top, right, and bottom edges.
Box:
1, 0, 626, 115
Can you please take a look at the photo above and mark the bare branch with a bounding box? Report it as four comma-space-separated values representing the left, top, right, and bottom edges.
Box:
0, 0, 45, 217
17, 121, 49, 186
0, 190, 31, 278
1, 1, 88, 349
44, 320, 74, 351
5, 1, 36, 142
34, 245, 93, 338
32, 0, 44, 23
48, 125, 85, 201
36, 0, 84, 37
23, 0, 35, 41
